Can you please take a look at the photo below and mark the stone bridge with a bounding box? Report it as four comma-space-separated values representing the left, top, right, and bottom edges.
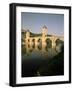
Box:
23, 35, 64, 48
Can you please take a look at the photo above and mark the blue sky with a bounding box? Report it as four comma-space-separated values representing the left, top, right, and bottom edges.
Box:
21, 12, 64, 36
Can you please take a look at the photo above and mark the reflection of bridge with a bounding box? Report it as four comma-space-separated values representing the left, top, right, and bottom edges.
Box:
22, 25, 64, 48
22, 44, 58, 59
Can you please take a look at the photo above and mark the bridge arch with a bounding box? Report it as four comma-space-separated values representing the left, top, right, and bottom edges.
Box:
45, 38, 52, 48
55, 39, 64, 46
32, 38, 35, 48
38, 38, 42, 50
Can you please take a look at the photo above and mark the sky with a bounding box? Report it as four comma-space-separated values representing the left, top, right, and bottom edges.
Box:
21, 12, 64, 36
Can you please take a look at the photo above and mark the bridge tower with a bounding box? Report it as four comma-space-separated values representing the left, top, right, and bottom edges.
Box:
25, 30, 30, 44
41, 25, 48, 37
41, 25, 48, 49
26, 30, 30, 38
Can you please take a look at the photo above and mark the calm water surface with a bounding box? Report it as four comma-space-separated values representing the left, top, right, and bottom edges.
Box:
22, 44, 64, 77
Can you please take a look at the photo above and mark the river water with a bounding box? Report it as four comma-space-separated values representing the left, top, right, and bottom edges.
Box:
22, 44, 64, 77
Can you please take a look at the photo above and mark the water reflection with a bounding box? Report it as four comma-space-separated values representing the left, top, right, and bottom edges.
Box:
22, 43, 64, 77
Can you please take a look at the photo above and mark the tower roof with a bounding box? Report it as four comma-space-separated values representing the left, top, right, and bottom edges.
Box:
42, 25, 48, 29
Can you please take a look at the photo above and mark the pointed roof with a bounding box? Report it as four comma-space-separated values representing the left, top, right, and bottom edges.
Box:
42, 25, 48, 29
